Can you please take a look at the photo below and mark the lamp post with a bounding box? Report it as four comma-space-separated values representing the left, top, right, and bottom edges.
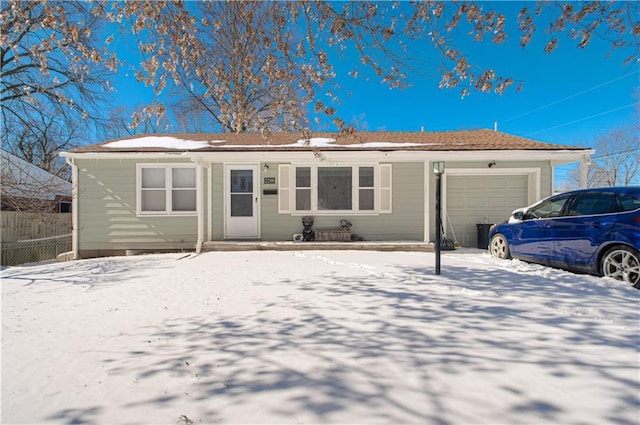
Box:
433, 161, 445, 275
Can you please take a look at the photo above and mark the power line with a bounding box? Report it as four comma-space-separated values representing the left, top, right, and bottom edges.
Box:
591, 147, 640, 159
524, 103, 638, 136
503, 70, 640, 124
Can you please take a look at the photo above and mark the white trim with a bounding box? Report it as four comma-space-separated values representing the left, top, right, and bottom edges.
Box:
136, 163, 198, 217
580, 154, 590, 189
378, 164, 392, 214
206, 163, 213, 241
223, 164, 260, 239
64, 157, 79, 259
195, 158, 203, 253
424, 161, 430, 242
278, 164, 292, 213
62, 148, 594, 165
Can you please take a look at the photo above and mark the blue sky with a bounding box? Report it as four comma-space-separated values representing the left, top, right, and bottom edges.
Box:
109, 2, 639, 187
325, 14, 639, 187
320, 2, 638, 145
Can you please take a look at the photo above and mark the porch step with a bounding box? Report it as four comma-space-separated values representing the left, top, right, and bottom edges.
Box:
201, 241, 434, 252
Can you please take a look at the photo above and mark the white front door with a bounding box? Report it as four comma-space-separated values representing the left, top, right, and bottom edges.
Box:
225, 165, 259, 238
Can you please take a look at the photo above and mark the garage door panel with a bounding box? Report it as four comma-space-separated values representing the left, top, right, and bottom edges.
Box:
507, 197, 526, 208
488, 177, 510, 189
447, 178, 466, 190
487, 195, 508, 208
447, 175, 528, 248
466, 180, 490, 190
509, 178, 528, 189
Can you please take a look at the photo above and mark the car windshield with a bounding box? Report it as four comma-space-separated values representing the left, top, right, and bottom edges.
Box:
524, 195, 570, 219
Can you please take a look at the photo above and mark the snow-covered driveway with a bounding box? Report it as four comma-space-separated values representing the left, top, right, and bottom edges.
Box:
2, 249, 638, 424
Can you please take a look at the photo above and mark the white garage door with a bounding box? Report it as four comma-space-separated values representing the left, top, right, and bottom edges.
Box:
446, 175, 528, 248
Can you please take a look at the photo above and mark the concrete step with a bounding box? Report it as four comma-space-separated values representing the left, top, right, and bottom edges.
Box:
201, 241, 435, 252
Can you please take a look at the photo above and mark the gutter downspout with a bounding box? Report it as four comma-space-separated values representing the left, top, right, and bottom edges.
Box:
195, 157, 204, 254
64, 156, 79, 260
580, 154, 590, 189
207, 163, 212, 241
423, 161, 430, 242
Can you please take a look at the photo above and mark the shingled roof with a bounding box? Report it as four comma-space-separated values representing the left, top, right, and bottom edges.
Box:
68, 129, 588, 153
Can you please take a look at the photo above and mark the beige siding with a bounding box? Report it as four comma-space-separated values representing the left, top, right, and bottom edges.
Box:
75, 157, 554, 251
260, 162, 425, 241
76, 158, 199, 253
427, 160, 553, 245
209, 163, 224, 240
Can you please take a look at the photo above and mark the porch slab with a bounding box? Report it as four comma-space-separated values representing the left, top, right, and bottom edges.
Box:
201, 241, 435, 252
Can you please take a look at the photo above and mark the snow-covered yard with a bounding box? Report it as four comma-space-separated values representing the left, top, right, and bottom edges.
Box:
2, 249, 639, 424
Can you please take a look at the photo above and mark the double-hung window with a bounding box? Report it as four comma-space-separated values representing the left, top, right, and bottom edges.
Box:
137, 164, 197, 215
295, 167, 312, 211
282, 164, 391, 215
358, 166, 375, 211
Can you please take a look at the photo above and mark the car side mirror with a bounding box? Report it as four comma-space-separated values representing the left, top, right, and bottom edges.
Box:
512, 210, 524, 221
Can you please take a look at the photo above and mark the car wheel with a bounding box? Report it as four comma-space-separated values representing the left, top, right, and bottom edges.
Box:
489, 234, 511, 259
601, 246, 640, 289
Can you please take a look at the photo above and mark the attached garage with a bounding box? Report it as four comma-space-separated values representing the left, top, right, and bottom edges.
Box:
444, 169, 539, 248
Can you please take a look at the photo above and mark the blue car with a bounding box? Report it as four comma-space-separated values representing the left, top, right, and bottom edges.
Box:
488, 186, 640, 288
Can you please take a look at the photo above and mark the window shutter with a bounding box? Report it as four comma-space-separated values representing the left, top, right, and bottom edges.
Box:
379, 164, 392, 213
278, 164, 291, 213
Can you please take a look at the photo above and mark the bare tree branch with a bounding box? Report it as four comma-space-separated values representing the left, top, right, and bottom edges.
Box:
1, 0, 116, 172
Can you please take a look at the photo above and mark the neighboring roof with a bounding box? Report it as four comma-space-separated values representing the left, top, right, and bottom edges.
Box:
65, 129, 590, 153
1, 150, 72, 200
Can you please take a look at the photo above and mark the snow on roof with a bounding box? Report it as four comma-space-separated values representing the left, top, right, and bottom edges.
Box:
103, 136, 222, 150
289, 138, 424, 148
295, 137, 335, 147
1, 150, 71, 200
101, 136, 423, 150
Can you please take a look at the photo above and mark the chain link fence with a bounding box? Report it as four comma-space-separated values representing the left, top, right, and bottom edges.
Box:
1, 234, 72, 266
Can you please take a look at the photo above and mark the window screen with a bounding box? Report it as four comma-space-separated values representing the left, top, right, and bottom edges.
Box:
318, 167, 352, 210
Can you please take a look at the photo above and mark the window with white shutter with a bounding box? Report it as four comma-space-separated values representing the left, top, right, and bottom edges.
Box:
278, 164, 291, 213
279, 163, 391, 216
379, 164, 392, 213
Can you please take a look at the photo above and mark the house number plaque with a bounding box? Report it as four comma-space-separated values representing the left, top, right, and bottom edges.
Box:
264, 177, 276, 184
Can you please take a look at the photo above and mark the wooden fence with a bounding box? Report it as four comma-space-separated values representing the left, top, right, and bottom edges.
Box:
1, 212, 73, 266
1, 211, 72, 241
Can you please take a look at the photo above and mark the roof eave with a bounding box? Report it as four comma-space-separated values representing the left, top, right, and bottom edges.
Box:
60, 148, 594, 163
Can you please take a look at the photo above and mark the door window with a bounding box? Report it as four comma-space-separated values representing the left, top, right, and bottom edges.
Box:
230, 170, 253, 217
567, 193, 619, 216
617, 194, 640, 212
